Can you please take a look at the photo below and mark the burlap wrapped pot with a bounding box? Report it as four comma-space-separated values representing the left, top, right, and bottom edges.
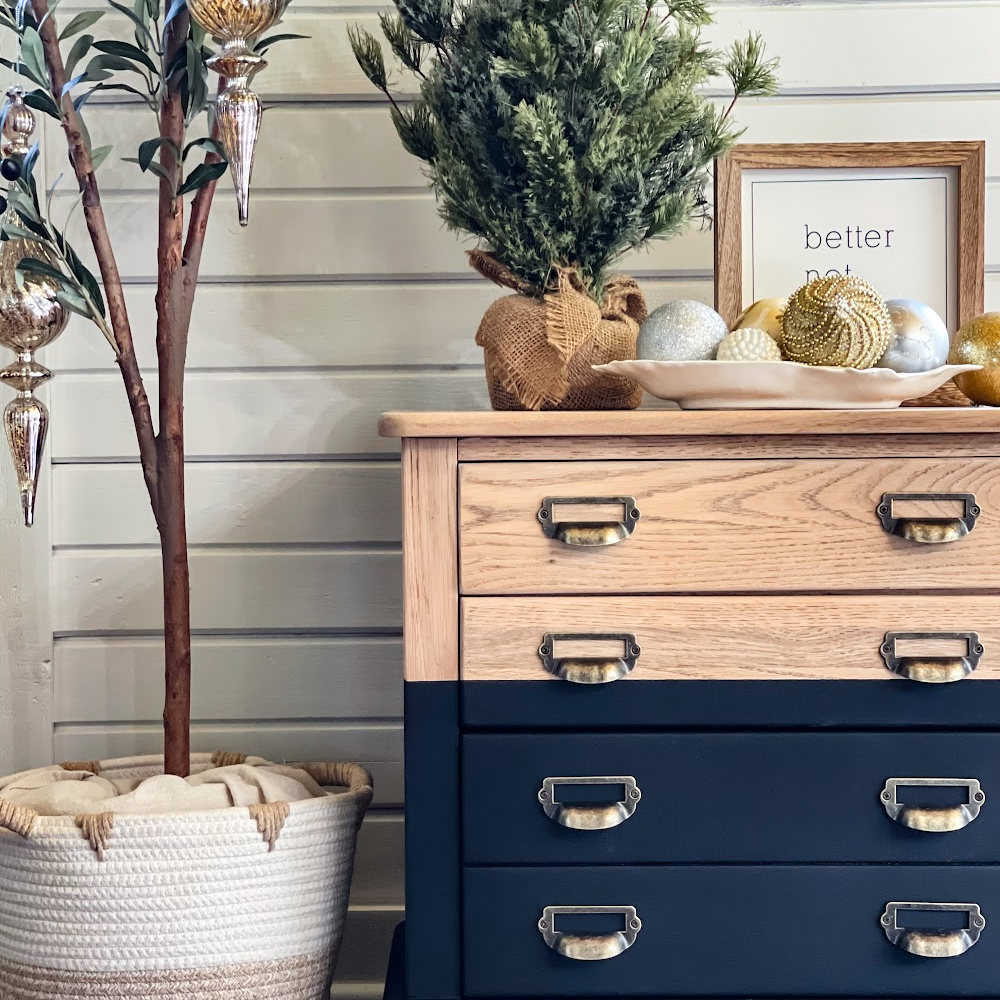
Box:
470, 251, 646, 410
0, 753, 373, 999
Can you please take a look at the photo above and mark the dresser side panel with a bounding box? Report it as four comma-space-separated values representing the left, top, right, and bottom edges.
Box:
401, 437, 461, 999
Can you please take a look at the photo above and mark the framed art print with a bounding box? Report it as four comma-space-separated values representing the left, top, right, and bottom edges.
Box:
714, 142, 985, 330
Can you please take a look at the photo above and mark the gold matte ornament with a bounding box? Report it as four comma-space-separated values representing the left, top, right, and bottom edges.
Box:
0, 89, 69, 526
950, 312, 1000, 405
782, 275, 893, 369
186, 0, 284, 226
733, 297, 786, 352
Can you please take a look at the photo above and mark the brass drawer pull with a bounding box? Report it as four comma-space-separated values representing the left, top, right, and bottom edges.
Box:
539, 632, 640, 684
538, 776, 641, 830
881, 902, 985, 958
877, 492, 980, 544
881, 778, 985, 832
881, 632, 983, 684
538, 905, 641, 961
538, 496, 640, 546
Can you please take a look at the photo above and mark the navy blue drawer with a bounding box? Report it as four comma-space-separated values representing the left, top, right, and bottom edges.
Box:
462, 732, 998, 864
464, 865, 1000, 997
462, 678, 1000, 728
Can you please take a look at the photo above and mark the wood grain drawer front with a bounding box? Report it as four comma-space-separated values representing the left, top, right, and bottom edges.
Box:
463, 732, 998, 864
464, 865, 1000, 997
459, 459, 1000, 593
461, 595, 1000, 682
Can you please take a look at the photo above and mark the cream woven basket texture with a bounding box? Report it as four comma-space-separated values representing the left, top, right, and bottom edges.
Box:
0, 753, 374, 999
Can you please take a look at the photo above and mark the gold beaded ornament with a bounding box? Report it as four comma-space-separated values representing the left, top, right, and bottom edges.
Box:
782, 275, 893, 369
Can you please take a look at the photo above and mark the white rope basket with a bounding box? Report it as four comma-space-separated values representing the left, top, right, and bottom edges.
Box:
0, 753, 374, 999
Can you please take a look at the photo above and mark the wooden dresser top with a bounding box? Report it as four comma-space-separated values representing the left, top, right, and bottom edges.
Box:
379, 408, 1000, 439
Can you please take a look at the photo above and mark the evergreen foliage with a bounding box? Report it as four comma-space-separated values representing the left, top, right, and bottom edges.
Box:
351, 0, 778, 297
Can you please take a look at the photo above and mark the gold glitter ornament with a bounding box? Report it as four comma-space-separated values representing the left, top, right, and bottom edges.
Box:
782, 275, 893, 369
733, 297, 787, 352
949, 312, 1000, 405
716, 327, 782, 362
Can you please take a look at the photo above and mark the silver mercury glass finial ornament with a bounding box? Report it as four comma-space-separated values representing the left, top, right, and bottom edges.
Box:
186, 0, 284, 226
0, 87, 69, 526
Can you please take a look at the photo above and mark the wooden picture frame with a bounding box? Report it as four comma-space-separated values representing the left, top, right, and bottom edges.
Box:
714, 142, 985, 330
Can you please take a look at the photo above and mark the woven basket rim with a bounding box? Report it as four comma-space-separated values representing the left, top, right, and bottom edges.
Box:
0, 754, 374, 831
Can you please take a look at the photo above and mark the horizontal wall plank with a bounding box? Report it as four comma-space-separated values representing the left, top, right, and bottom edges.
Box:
334, 907, 402, 988
52, 549, 402, 632
52, 463, 403, 545
350, 813, 403, 907
51, 722, 403, 805
62, 184, 1000, 282
49, 282, 491, 371
50, 372, 487, 460
47, 278, 710, 372
67, 192, 717, 281
53, 635, 402, 721
70, 105, 426, 193
70, 95, 1000, 199
130, 7, 1000, 100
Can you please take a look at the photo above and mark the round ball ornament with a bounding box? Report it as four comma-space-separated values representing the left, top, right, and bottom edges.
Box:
877, 299, 950, 373
733, 297, 787, 351
782, 275, 893, 369
716, 327, 782, 362
949, 312, 1000, 405
635, 300, 728, 362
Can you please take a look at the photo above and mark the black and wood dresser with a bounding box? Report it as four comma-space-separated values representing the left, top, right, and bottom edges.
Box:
379, 408, 1000, 1000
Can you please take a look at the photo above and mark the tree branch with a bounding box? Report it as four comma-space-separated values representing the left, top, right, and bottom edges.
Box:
181, 77, 225, 293
30, 0, 161, 521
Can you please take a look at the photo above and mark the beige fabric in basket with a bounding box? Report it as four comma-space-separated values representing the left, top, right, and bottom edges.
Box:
1, 761, 327, 816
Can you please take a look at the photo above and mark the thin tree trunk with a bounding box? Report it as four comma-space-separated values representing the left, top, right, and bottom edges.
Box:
157, 12, 193, 778
158, 402, 191, 778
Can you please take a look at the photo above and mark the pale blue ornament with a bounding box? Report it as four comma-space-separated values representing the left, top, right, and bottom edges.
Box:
878, 299, 950, 373
636, 300, 728, 362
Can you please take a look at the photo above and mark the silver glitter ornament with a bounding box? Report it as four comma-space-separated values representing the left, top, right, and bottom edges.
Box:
878, 298, 950, 373
636, 300, 728, 361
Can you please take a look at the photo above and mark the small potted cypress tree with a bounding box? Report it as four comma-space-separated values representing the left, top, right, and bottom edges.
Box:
351, 0, 777, 411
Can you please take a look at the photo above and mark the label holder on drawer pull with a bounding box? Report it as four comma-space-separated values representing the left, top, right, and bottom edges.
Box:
538, 776, 641, 830
538, 905, 641, 961
539, 632, 641, 684
880, 631, 983, 683
877, 492, 980, 544
881, 902, 985, 958
881, 777, 985, 832
538, 496, 639, 546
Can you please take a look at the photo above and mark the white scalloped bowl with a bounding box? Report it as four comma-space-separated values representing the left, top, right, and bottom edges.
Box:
592, 360, 981, 409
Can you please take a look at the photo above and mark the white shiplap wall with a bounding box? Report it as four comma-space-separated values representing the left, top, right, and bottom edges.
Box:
0, 1, 995, 995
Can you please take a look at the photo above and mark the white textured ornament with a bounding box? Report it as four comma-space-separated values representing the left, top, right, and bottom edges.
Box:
636, 300, 728, 361
878, 298, 950, 373
716, 328, 783, 362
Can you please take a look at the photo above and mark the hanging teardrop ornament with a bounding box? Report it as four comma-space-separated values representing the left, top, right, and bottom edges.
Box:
0, 88, 68, 526
186, 0, 284, 226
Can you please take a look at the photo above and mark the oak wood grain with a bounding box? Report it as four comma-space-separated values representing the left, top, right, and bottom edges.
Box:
714, 142, 986, 328
459, 458, 1000, 594
457, 433, 1000, 461
381, 409, 1000, 440
462, 596, 1000, 681
402, 438, 458, 681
